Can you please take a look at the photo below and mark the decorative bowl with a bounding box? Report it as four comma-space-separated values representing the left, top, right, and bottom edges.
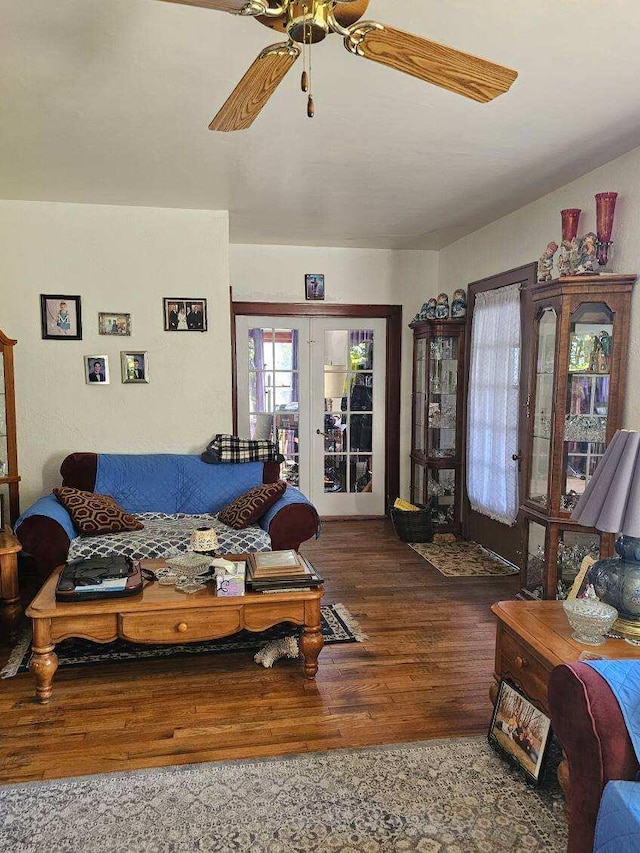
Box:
563, 598, 618, 646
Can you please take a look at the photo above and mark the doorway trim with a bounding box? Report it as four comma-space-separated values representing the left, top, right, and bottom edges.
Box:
462, 263, 537, 565
231, 299, 402, 511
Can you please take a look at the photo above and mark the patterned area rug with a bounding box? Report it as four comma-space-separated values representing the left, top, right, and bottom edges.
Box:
0, 737, 567, 852
409, 541, 519, 577
1, 603, 367, 679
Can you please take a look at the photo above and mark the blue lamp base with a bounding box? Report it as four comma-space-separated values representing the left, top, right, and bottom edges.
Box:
588, 535, 640, 641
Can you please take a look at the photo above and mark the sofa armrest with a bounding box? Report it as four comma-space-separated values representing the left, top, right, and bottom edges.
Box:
548, 662, 639, 853
14, 495, 77, 577
260, 487, 320, 552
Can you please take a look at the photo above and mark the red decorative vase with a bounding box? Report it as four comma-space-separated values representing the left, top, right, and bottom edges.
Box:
561, 208, 582, 242
595, 192, 618, 268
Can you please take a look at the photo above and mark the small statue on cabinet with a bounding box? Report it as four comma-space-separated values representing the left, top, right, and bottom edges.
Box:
451, 288, 467, 318
426, 297, 437, 319
588, 334, 602, 373
537, 241, 558, 282
435, 293, 450, 320
573, 232, 598, 274
558, 240, 572, 277
569, 237, 584, 275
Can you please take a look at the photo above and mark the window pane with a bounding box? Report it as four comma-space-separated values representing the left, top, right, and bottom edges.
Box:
325, 455, 346, 493
350, 331, 374, 371
350, 455, 372, 493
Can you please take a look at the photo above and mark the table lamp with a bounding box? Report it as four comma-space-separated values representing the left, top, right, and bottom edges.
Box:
324, 366, 346, 413
571, 429, 640, 640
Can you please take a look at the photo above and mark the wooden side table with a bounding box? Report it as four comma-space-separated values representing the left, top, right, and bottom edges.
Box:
0, 527, 22, 634
491, 600, 640, 815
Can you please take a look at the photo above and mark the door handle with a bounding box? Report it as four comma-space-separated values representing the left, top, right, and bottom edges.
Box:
512, 452, 522, 472
316, 429, 327, 437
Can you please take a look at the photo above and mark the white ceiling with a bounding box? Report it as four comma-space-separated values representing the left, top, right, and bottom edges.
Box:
3, 0, 640, 249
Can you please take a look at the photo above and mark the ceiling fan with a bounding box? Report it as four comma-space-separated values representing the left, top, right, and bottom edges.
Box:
157, 0, 518, 131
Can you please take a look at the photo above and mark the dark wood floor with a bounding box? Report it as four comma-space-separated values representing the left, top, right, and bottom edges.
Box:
0, 520, 519, 783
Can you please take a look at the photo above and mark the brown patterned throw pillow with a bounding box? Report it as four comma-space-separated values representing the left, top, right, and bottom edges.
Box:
218, 481, 287, 530
53, 487, 144, 536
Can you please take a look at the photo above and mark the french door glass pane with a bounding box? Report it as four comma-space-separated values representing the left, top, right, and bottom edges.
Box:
248, 327, 299, 486
324, 329, 375, 494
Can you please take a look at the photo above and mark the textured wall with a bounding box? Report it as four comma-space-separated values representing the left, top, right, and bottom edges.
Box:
230, 245, 439, 498
438, 145, 640, 426
0, 202, 231, 508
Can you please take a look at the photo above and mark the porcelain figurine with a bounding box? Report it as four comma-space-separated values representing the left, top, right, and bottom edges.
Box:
426, 298, 437, 319
537, 241, 558, 282
558, 240, 572, 277
451, 288, 467, 318
573, 232, 597, 274
598, 330, 612, 372
435, 293, 449, 320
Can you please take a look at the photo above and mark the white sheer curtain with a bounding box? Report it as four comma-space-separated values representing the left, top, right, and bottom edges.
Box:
467, 283, 521, 525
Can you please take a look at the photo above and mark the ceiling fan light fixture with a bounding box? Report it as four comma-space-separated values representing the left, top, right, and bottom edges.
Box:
287, 1, 330, 44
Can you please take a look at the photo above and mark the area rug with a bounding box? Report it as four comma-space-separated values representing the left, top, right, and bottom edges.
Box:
0, 736, 567, 852
409, 541, 519, 577
1, 603, 367, 679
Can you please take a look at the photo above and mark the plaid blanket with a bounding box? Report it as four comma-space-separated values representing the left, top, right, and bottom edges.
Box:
201, 434, 284, 464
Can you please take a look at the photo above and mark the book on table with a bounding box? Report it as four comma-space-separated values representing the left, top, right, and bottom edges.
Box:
247, 550, 323, 591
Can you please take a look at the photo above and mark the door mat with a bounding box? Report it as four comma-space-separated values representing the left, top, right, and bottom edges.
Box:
1, 603, 367, 679
409, 540, 519, 577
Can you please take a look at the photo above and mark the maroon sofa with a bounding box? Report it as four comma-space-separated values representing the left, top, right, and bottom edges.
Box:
548, 661, 639, 853
15, 452, 320, 577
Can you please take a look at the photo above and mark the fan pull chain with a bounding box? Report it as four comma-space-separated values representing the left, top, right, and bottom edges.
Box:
307, 17, 314, 119
301, 4, 308, 93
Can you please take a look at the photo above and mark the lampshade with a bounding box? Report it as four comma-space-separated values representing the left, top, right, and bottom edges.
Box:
324, 365, 346, 400
571, 430, 640, 536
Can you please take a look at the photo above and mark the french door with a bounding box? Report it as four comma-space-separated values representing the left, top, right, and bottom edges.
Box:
235, 316, 387, 516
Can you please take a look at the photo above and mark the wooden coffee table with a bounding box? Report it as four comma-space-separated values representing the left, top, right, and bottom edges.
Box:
25, 556, 324, 704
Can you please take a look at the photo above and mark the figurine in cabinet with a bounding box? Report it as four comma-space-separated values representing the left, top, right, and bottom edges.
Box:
558, 240, 572, 277
451, 289, 467, 318
435, 293, 450, 320
598, 331, 612, 372
537, 242, 558, 282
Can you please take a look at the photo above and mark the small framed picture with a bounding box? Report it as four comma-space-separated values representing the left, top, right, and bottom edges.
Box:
305, 274, 325, 301
84, 355, 109, 385
488, 680, 552, 785
121, 351, 149, 384
163, 298, 207, 332
99, 312, 131, 336
41, 295, 82, 340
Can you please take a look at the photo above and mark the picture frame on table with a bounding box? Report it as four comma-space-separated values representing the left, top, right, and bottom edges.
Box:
488, 680, 552, 785
163, 298, 207, 332
40, 294, 82, 341
121, 351, 149, 384
98, 312, 131, 337
84, 355, 110, 385
305, 274, 325, 301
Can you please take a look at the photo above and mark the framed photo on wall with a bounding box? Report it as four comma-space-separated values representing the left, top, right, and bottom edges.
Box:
41, 295, 82, 340
305, 274, 325, 301
99, 312, 131, 336
488, 680, 552, 785
163, 298, 207, 332
84, 355, 109, 385
121, 351, 149, 384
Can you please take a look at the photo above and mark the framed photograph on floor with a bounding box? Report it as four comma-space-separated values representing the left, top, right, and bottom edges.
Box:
99, 312, 131, 336
84, 355, 109, 385
121, 351, 149, 384
488, 680, 552, 785
163, 298, 207, 332
41, 295, 82, 340
305, 274, 325, 301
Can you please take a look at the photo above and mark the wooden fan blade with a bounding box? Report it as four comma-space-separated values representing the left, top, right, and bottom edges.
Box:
209, 43, 300, 131
345, 23, 517, 103
157, 0, 263, 12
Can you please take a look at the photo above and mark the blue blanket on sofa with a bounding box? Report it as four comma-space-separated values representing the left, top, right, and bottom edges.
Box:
586, 660, 640, 765
595, 781, 640, 852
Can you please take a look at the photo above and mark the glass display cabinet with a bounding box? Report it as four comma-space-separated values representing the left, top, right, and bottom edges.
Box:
520, 274, 635, 599
0, 330, 20, 528
410, 318, 466, 533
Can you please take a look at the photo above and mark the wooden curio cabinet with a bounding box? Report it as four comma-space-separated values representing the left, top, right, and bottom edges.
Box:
409, 319, 466, 533
520, 274, 635, 600
0, 330, 20, 527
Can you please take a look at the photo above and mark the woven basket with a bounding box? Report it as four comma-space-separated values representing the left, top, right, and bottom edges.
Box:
389, 500, 434, 543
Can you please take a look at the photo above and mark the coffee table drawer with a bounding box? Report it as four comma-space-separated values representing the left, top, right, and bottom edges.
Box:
498, 626, 552, 712
120, 608, 241, 643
